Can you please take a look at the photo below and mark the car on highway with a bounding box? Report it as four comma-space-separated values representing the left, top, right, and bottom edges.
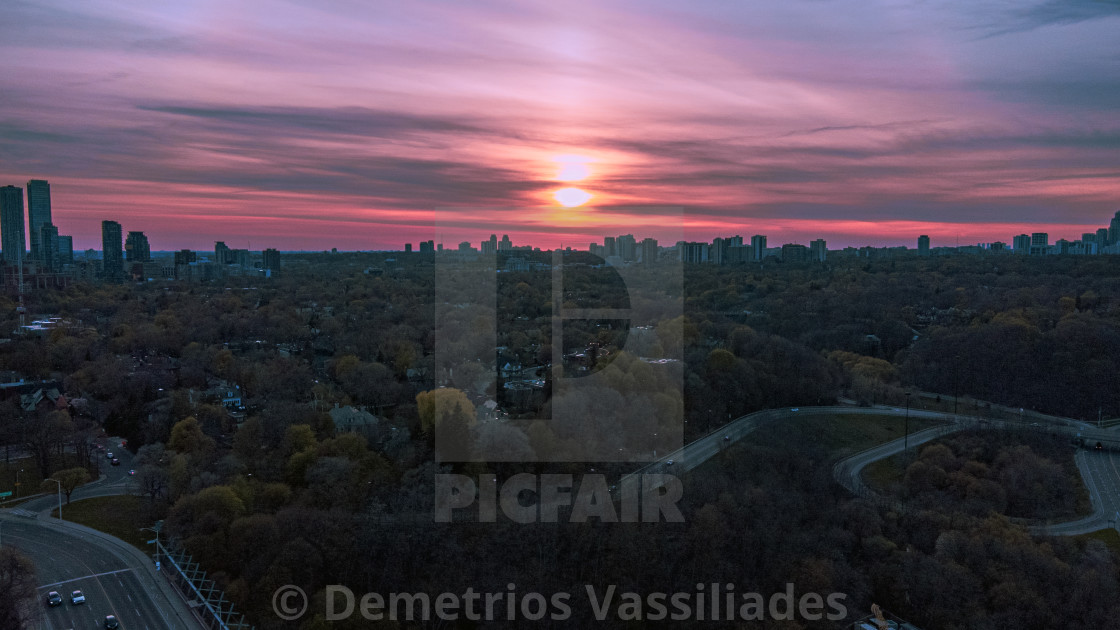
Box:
106, 451, 114, 459
111, 458, 121, 466
790, 408, 799, 412
47, 591, 63, 606
724, 435, 731, 441
70, 590, 85, 605
128, 469, 136, 475
666, 459, 674, 466
104, 615, 120, 629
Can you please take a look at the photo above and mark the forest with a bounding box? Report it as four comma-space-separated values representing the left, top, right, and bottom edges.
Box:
2, 251, 1120, 628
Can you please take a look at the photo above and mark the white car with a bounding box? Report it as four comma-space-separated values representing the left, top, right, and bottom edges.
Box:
71, 590, 86, 605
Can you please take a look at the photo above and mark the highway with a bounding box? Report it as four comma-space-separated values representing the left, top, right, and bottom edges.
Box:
828, 415, 1120, 536
1033, 449, 1120, 536
1, 437, 205, 630
2, 517, 180, 630
619, 400, 1115, 539
832, 425, 957, 497
620, 405, 973, 498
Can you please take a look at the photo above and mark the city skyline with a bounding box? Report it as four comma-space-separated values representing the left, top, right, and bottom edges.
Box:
5, 177, 1120, 257
2, 2, 1119, 250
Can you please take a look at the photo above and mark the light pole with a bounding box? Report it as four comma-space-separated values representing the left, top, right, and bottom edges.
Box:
141, 521, 163, 566
45, 478, 62, 521
14, 469, 23, 497
904, 392, 912, 454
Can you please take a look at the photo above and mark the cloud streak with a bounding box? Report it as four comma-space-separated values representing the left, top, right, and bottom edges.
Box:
0, 0, 1118, 250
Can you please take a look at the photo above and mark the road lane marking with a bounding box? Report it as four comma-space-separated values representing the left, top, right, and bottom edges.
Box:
38, 567, 135, 589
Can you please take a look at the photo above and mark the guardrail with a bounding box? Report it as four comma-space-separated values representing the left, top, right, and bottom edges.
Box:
157, 537, 255, 630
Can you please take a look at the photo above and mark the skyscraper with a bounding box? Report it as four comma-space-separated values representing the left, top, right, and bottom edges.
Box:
750, 235, 767, 261
39, 223, 59, 271
215, 241, 230, 264
640, 237, 658, 264
263, 248, 281, 270
918, 235, 930, 256
810, 239, 827, 262
617, 234, 636, 262
125, 231, 151, 262
58, 235, 74, 265
603, 236, 616, 258
101, 220, 123, 279
26, 179, 51, 262
0, 185, 25, 264
1030, 232, 1049, 256
1013, 234, 1030, 254
1110, 211, 1120, 245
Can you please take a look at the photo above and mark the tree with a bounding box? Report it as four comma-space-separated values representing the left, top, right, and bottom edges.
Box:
0, 547, 38, 628
415, 388, 475, 436
168, 416, 215, 456
49, 467, 92, 504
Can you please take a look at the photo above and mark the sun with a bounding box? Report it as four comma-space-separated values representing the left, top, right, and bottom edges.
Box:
554, 187, 592, 208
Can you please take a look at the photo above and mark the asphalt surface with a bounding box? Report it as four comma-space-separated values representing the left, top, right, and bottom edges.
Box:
827, 414, 1120, 537
1034, 449, 1120, 536
832, 424, 956, 497
3, 517, 178, 630
619, 400, 1109, 540
17, 438, 138, 515
1, 437, 205, 630
621, 405, 973, 497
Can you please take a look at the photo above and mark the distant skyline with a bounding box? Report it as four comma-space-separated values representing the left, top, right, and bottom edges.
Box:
2, 1, 1119, 251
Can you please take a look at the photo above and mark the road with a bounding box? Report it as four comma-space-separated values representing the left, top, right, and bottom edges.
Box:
1033, 449, 1120, 536
1, 437, 205, 630
16, 438, 139, 515
618, 400, 1109, 537
830, 417, 1120, 536
2, 517, 181, 630
832, 425, 957, 497
620, 405, 978, 497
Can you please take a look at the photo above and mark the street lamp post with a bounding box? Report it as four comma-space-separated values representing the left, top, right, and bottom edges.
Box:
45, 478, 62, 521
904, 392, 912, 454
14, 469, 23, 497
141, 522, 163, 566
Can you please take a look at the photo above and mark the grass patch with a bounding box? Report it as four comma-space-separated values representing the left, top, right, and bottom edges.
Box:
1077, 529, 1120, 555
51, 495, 157, 551
705, 412, 946, 470
774, 412, 944, 456
862, 456, 906, 493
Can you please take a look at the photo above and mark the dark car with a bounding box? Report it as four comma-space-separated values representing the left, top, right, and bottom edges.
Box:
47, 591, 63, 606
105, 615, 120, 629
111, 458, 121, 466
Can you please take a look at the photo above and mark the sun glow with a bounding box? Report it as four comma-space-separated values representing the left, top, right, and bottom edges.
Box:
554, 187, 592, 207
553, 154, 593, 182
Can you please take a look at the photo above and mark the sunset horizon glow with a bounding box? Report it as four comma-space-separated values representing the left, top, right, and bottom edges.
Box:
2, 1, 1118, 251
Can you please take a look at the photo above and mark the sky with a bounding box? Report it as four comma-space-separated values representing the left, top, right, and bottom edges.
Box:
1, 0, 1119, 251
